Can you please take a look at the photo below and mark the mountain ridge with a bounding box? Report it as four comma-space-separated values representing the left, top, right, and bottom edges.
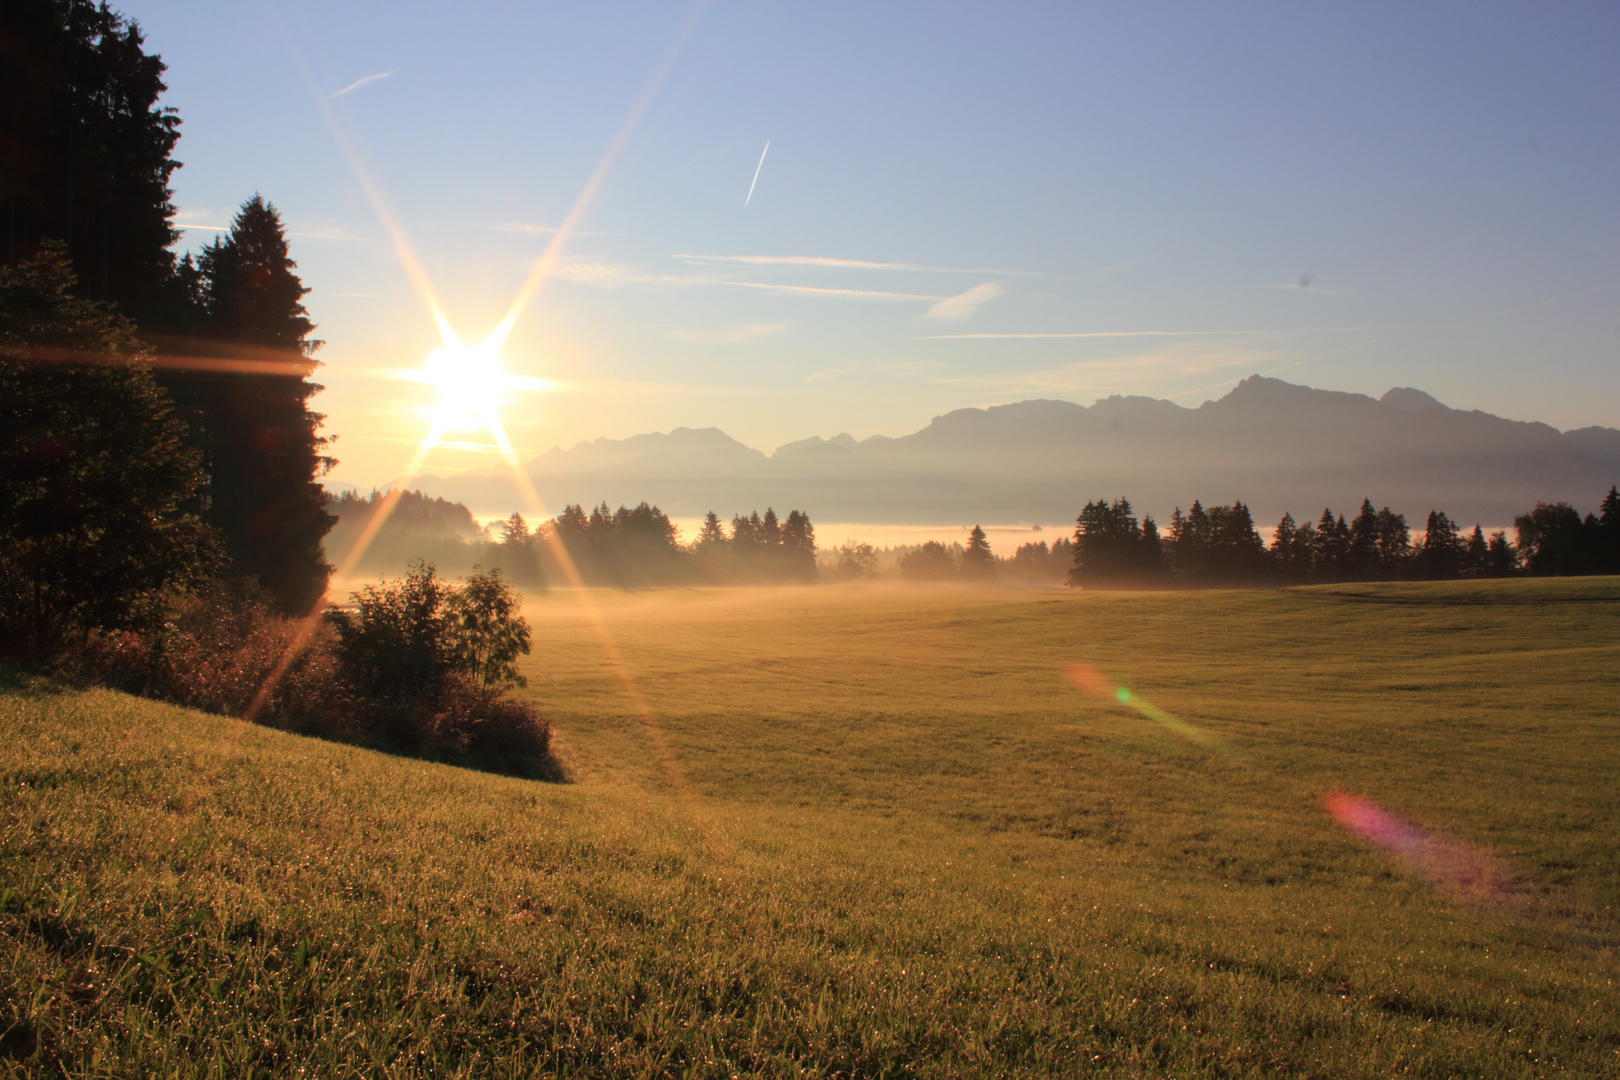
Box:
398, 377, 1619, 527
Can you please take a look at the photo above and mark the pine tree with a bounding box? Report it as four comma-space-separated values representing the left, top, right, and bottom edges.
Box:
695, 511, 727, 550
1461, 525, 1489, 578
0, 0, 186, 326
1347, 499, 1380, 579
781, 510, 818, 581
502, 512, 531, 549
0, 244, 217, 656
1598, 486, 1620, 574
156, 196, 334, 613
962, 525, 995, 579
1415, 510, 1462, 579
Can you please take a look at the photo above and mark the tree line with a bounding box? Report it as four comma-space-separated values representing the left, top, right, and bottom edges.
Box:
1067, 489, 1620, 588
327, 493, 820, 587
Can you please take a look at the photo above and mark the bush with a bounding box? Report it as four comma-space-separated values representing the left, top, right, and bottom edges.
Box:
63, 563, 552, 777
326, 561, 548, 774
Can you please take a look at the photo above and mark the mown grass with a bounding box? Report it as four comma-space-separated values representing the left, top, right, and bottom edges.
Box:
3, 577, 1619, 1077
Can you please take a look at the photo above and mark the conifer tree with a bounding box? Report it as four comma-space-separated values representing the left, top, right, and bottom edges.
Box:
962, 525, 995, 578
0, 0, 186, 326
502, 512, 531, 549
695, 511, 727, 549
1462, 524, 1489, 578
1599, 486, 1620, 573
781, 510, 818, 581
156, 196, 334, 613
1415, 510, 1462, 579
0, 245, 217, 655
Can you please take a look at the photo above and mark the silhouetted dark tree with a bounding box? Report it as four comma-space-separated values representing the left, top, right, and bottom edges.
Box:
695, 511, 726, 550
962, 525, 995, 579
0, 0, 188, 327
1599, 487, 1620, 573
0, 245, 216, 656
156, 196, 334, 613
1270, 512, 1314, 583
1414, 510, 1463, 580
1514, 502, 1594, 576
1070, 498, 1163, 587
1461, 525, 1489, 578
1165, 500, 1267, 584
1485, 530, 1518, 577
781, 509, 817, 581
1310, 508, 1351, 581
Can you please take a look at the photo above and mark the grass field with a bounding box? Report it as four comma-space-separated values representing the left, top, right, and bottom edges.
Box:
4, 578, 1620, 1077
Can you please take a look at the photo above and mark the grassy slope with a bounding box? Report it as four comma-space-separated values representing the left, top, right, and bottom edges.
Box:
3, 578, 1619, 1077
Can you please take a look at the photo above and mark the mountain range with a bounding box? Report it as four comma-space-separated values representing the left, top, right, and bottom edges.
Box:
402, 376, 1620, 528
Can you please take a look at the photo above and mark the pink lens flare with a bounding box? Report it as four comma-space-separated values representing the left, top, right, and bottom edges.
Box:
1324, 790, 1517, 906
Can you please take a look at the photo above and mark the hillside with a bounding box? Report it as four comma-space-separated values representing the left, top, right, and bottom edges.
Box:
4, 580, 1620, 1075
407, 377, 1620, 527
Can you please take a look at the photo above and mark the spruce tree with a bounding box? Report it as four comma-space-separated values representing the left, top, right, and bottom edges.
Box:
0, 245, 217, 656
158, 196, 334, 613
0, 0, 187, 326
962, 524, 995, 579
781, 510, 818, 581
695, 511, 727, 550
1415, 511, 1462, 579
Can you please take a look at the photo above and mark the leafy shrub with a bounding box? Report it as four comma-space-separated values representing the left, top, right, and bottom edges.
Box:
63, 580, 351, 738
64, 563, 551, 777
326, 561, 548, 774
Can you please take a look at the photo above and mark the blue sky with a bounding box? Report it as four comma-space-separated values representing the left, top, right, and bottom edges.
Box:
129, 1, 1619, 490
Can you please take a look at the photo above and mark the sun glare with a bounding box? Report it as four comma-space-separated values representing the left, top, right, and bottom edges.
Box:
398, 339, 546, 437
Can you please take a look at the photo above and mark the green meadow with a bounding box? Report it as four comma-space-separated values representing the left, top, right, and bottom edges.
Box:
3, 578, 1619, 1077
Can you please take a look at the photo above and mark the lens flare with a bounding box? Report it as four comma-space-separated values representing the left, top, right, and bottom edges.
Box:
1324, 790, 1516, 906
1066, 663, 1234, 755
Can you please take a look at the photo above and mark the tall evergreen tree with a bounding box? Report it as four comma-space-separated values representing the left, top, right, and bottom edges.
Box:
1598, 486, 1620, 574
156, 196, 333, 613
1461, 524, 1489, 578
0, 245, 216, 656
1414, 510, 1462, 579
0, 0, 188, 327
962, 524, 995, 579
695, 511, 727, 550
1310, 508, 1350, 581
781, 510, 818, 581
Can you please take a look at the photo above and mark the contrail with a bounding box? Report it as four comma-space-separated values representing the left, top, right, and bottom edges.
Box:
330, 69, 395, 97
744, 140, 769, 207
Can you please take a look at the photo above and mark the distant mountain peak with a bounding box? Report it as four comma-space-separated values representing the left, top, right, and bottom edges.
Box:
1381, 387, 1448, 413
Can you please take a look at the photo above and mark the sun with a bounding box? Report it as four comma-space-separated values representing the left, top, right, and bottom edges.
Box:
399, 337, 547, 437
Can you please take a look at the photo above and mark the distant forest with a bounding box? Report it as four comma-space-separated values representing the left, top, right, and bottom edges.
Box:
1067, 488, 1620, 588
327, 491, 817, 587
329, 484, 1620, 589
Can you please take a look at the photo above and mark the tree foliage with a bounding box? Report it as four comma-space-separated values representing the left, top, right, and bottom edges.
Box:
155, 196, 335, 613
0, 244, 216, 656
0, 0, 185, 326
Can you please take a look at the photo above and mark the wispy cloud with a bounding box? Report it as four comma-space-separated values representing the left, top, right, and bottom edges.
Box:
667, 278, 942, 302
672, 253, 1040, 276
331, 69, 396, 97
921, 282, 1004, 322
666, 321, 786, 346
175, 223, 229, 232
917, 329, 1264, 340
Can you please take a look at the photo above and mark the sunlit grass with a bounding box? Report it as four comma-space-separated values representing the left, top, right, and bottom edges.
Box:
3, 577, 1619, 1076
